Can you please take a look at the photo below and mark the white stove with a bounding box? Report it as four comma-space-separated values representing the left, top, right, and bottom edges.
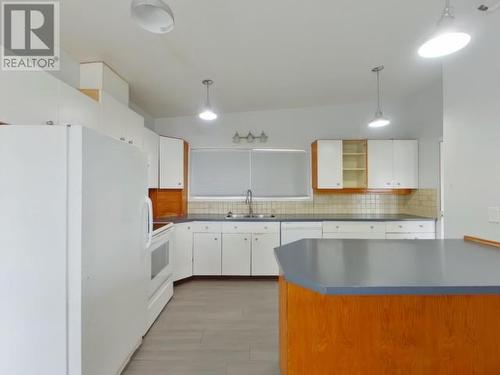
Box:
146, 222, 174, 331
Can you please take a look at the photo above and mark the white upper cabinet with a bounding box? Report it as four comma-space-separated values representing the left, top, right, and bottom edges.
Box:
316, 140, 343, 189
142, 128, 159, 188
159, 136, 184, 189
80, 62, 129, 105
100, 91, 144, 147
125, 109, 144, 148
368, 140, 418, 189
0, 70, 58, 125
58, 80, 100, 130
368, 140, 393, 189
393, 140, 418, 188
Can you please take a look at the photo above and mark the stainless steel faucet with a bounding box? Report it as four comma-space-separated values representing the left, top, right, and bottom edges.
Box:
245, 189, 253, 217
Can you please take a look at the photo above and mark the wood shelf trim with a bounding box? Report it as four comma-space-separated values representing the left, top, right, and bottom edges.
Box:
464, 236, 500, 248
79, 88, 100, 102
314, 188, 413, 195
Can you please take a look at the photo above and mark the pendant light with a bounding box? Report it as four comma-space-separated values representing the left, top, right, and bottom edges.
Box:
418, 0, 471, 58
368, 66, 391, 128
131, 0, 175, 34
198, 80, 218, 121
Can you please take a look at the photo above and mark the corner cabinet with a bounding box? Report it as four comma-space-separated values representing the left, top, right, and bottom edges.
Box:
159, 136, 185, 189
368, 140, 418, 189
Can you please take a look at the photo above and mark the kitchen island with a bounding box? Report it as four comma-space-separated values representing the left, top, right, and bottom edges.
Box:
275, 239, 500, 374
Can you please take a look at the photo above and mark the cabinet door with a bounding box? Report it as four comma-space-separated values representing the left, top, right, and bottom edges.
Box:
393, 140, 418, 189
368, 140, 393, 189
142, 128, 159, 188
100, 91, 129, 142
251, 233, 280, 276
173, 223, 193, 281
125, 110, 144, 148
159, 137, 184, 189
58, 81, 100, 130
222, 233, 251, 275
317, 140, 343, 189
193, 233, 221, 275
0, 70, 58, 125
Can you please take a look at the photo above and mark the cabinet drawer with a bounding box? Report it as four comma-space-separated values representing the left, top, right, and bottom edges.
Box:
386, 221, 435, 233
192, 222, 222, 233
323, 232, 386, 239
386, 233, 435, 240
222, 222, 279, 234
323, 221, 385, 234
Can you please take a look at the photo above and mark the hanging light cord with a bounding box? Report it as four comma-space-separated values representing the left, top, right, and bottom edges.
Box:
376, 69, 382, 113
205, 83, 210, 107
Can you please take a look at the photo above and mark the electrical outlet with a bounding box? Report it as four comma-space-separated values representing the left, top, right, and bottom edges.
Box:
488, 207, 500, 223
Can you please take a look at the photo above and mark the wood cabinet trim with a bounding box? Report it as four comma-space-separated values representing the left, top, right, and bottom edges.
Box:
464, 236, 500, 248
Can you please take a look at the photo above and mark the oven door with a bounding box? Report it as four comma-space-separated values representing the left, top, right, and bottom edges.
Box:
149, 229, 173, 298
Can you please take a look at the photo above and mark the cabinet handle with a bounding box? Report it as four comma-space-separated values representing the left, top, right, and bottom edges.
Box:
264, 226, 268, 230
255, 238, 259, 241
336, 226, 340, 229
205, 226, 209, 230
386, 182, 391, 186
46, 120, 54, 125
419, 225, 424, 228
178, 182, 182, 186
214, 237, 218, 241
398, 225, 403, 228
244, 238, 248, 241
370, 226, 374, 229
120, 137, 125, 141
234, 226, 238, 229
187, 227, 191, 230
336, 182, 340, 186
128, 140, 133, 144
397, 182, 401, 186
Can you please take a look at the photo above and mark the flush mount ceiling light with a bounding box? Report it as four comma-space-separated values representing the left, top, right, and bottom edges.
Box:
418, 0, 471, 58
131, 0, 175, 34
368, 66, 391, 128
199, 80, 218, 121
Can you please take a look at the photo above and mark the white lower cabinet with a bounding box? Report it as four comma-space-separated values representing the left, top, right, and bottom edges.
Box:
222, 233, 251, 275
193, 233, 222, 275
385, 221, 436, 240
173, 223, 193, 281
323, 221, 386, 239
252, 233, 280, 276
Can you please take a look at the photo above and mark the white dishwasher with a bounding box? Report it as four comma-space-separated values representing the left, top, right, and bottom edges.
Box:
281, 222, 323, 245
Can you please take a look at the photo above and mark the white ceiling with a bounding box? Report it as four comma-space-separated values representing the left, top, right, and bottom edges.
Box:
60, 0, 468, 118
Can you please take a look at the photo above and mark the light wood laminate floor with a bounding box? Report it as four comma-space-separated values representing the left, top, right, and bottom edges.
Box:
124, 280, 280, 375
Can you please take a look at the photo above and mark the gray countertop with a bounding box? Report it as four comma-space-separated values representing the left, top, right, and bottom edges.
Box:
155, 213, 435, 224
275, 239, 500, 295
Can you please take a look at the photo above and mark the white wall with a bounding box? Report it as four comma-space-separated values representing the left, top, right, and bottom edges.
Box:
156, 83, 443, 188
443, 10, 500, 240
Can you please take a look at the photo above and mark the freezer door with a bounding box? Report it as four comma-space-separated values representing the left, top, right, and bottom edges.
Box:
75, 127, 148, 375
0, 126, 69, 375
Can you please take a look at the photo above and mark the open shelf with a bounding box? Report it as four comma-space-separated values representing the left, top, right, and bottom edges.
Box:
342, 140, 367, 189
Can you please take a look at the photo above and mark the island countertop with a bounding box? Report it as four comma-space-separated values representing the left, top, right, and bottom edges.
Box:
275, 239, 500, 295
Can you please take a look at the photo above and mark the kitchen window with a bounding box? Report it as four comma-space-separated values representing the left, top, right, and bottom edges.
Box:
190, 148, 311, 200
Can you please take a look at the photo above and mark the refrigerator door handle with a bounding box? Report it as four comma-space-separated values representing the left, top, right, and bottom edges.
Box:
145, 197, 153, 249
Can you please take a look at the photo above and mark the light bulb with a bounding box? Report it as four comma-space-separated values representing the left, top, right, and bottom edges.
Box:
199, 109, 217, 121
418, 32, 471, 58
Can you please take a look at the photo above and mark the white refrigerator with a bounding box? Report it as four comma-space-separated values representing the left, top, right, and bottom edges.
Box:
0, 125, 151, 375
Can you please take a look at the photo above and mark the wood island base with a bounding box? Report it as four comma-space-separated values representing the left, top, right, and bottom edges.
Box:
279, 277, 500, 375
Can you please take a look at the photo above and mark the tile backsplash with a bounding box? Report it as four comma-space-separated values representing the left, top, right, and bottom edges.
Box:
188, 189, 439, 218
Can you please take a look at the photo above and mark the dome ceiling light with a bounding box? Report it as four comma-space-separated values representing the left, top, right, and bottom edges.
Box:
131, 0, 175, 34
418, 0, 471, 58
368, 66, 391, 128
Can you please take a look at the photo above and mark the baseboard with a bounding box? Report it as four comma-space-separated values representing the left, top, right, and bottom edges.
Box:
174, 275, 279, 286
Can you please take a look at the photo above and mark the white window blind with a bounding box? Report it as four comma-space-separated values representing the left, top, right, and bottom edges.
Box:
251, 150, 310, 198
190, 148, 311, 199
190, 149, 250, 197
